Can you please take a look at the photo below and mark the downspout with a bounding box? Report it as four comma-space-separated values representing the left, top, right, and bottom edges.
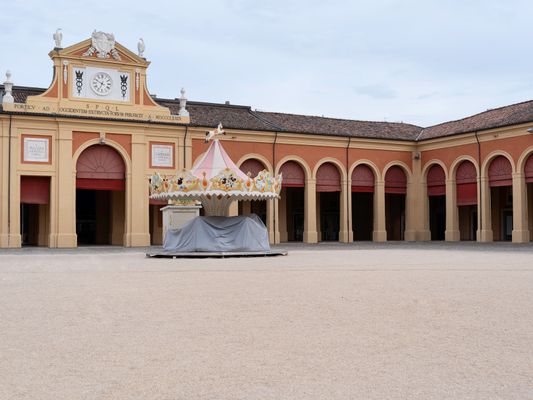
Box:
474, 131, 482, 233
273, 131, 278, 242
7, 114, 12, 247
183, 125, 189, 169
346, 136, 352, 241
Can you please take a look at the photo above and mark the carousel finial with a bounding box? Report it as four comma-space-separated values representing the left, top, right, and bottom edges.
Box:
204, 122, 225, 143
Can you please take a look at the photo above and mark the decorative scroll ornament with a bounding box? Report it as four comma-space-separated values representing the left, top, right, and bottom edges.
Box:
83, 31, 121, 60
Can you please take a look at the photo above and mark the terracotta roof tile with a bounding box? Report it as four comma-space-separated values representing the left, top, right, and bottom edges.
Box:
419, 100, 533, 140
256, 111, 422, 140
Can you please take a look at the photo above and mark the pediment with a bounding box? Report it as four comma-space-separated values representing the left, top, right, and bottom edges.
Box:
52, 36, 149, 67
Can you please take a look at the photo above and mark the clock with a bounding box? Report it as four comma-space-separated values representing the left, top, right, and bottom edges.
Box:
90, 72, 113, 96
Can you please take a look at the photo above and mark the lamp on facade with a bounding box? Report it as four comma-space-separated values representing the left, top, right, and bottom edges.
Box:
527, 128, 533, 133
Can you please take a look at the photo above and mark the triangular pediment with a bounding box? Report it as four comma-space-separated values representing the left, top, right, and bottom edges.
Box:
51, 35, 149, 67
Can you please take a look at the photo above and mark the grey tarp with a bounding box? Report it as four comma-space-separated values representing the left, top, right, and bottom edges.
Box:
163, 215, 270, 252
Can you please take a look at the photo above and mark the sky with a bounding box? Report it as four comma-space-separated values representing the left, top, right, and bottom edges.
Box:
1, 0, 532, 127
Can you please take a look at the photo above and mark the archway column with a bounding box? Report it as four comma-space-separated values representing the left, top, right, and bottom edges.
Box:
127, 137, 150, 246
339, 179, 351, 242
345, 179, 353, 242
55, 129, 76, 247
373, 180, 387, 242
267, 199, 275, 244
512, 172, 530, 243
404, 181, 418, 241
478, 176, 493, 242
277, 192, 287, 243
445, 178, 460, 241
303, 178, 318, 243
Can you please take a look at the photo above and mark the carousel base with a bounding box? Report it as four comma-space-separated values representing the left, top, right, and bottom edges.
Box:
146, 250, 288, 259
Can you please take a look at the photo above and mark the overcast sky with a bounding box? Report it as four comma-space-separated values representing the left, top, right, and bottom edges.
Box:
1, 0, 532, 127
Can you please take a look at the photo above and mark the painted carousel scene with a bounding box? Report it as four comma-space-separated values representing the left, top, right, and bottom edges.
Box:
1, 2, 533, 399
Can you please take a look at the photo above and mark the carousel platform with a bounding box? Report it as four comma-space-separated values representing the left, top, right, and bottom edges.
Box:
146, 250, 288, 259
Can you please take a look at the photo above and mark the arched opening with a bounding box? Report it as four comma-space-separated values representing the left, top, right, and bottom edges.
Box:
488, 156, 513, 241
316, 162, 341, 241
427, 164, 446, 240
20, 176, 51, 246
238, 159, 267, 224
456, 160, 478, 241
351, 164, 374, 241
76, 145, 126, 245
279, 161, 305, 242
385, 166, 406, 240
525, 154, 533, 241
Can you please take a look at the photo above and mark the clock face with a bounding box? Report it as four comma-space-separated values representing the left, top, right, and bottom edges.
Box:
90, 72, 113, 96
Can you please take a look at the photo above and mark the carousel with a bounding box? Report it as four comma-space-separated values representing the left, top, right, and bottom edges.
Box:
148, 124, 286, 258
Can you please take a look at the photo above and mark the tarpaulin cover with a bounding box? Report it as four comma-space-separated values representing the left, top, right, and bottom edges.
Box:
163, 215, 270, 252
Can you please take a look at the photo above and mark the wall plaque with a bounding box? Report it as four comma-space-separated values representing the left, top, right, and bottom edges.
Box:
23, 136, 50, 163
151, 143, 174, 168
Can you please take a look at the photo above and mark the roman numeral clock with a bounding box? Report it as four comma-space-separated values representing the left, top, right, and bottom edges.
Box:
72, 66, 130, 102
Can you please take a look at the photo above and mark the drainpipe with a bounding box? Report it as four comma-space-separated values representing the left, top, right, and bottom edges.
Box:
273, 131, 278, 242
183, 125, 188, 169
474, 131, 482, 233
7, 114, 12, 247
346, 136, 352, 242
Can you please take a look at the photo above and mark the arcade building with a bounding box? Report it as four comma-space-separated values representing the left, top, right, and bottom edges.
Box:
1, 31, 533, 248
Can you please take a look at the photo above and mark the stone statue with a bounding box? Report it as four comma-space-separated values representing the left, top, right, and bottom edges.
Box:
2, 71, 14, 104
53, 28, 63, 49
138, 38, 145, 58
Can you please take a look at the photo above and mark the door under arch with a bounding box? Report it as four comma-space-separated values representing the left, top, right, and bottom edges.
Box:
76, 145, 126, 245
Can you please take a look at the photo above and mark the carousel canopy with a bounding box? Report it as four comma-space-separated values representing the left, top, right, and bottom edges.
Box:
149, 125, 282, 216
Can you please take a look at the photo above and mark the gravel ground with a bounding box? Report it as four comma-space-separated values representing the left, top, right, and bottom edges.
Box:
0, 243, 532, 399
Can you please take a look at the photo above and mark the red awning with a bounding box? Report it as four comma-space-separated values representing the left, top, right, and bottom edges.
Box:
20, 176, 50, 204
76, 178, 125, 191
280, 161, 305, 188
316, 163, 341, 192
488, 156, 512, 187
385, 166, 407, 195
351, 164, 374, 193
427, 165, 446, 197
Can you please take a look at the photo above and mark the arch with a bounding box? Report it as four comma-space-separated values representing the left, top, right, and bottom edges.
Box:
384, 165, 407, 194
481, 150, 515, 177
76, 145, 125, 190
316, 162, 341, 192
236, 153, 273, 173
312, 157, 347, 181
525, 153, 533, 182
382, 161, 412, 183
279, 161, 305, 187
73, 138, 131, 175
351, 164, 375, 193
275, 155, 312, 180
426, 164, 446, 196
239, 158, 265, 177
348, 159, 381, 182
422, 159, 449, 181
455, 159, 478, 206
450, 155, 479, 179
77, 145, 125, 179
488, 155, 513, 187
516, 145, 533, 176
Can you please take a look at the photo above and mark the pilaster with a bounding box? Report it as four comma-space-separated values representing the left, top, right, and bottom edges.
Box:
478, 176, 493, 242
303, 178, 317, 243
373, 180, 387, 242
444, 178, 460, 241
512, 172, 530, 243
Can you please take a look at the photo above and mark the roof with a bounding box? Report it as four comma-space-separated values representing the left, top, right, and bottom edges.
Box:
256, 111, 422, 141
3, 85, 533, 141
418, 100, 533, 140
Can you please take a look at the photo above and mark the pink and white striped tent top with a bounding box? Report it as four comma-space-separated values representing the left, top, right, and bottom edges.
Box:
190, 139, 249, 180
